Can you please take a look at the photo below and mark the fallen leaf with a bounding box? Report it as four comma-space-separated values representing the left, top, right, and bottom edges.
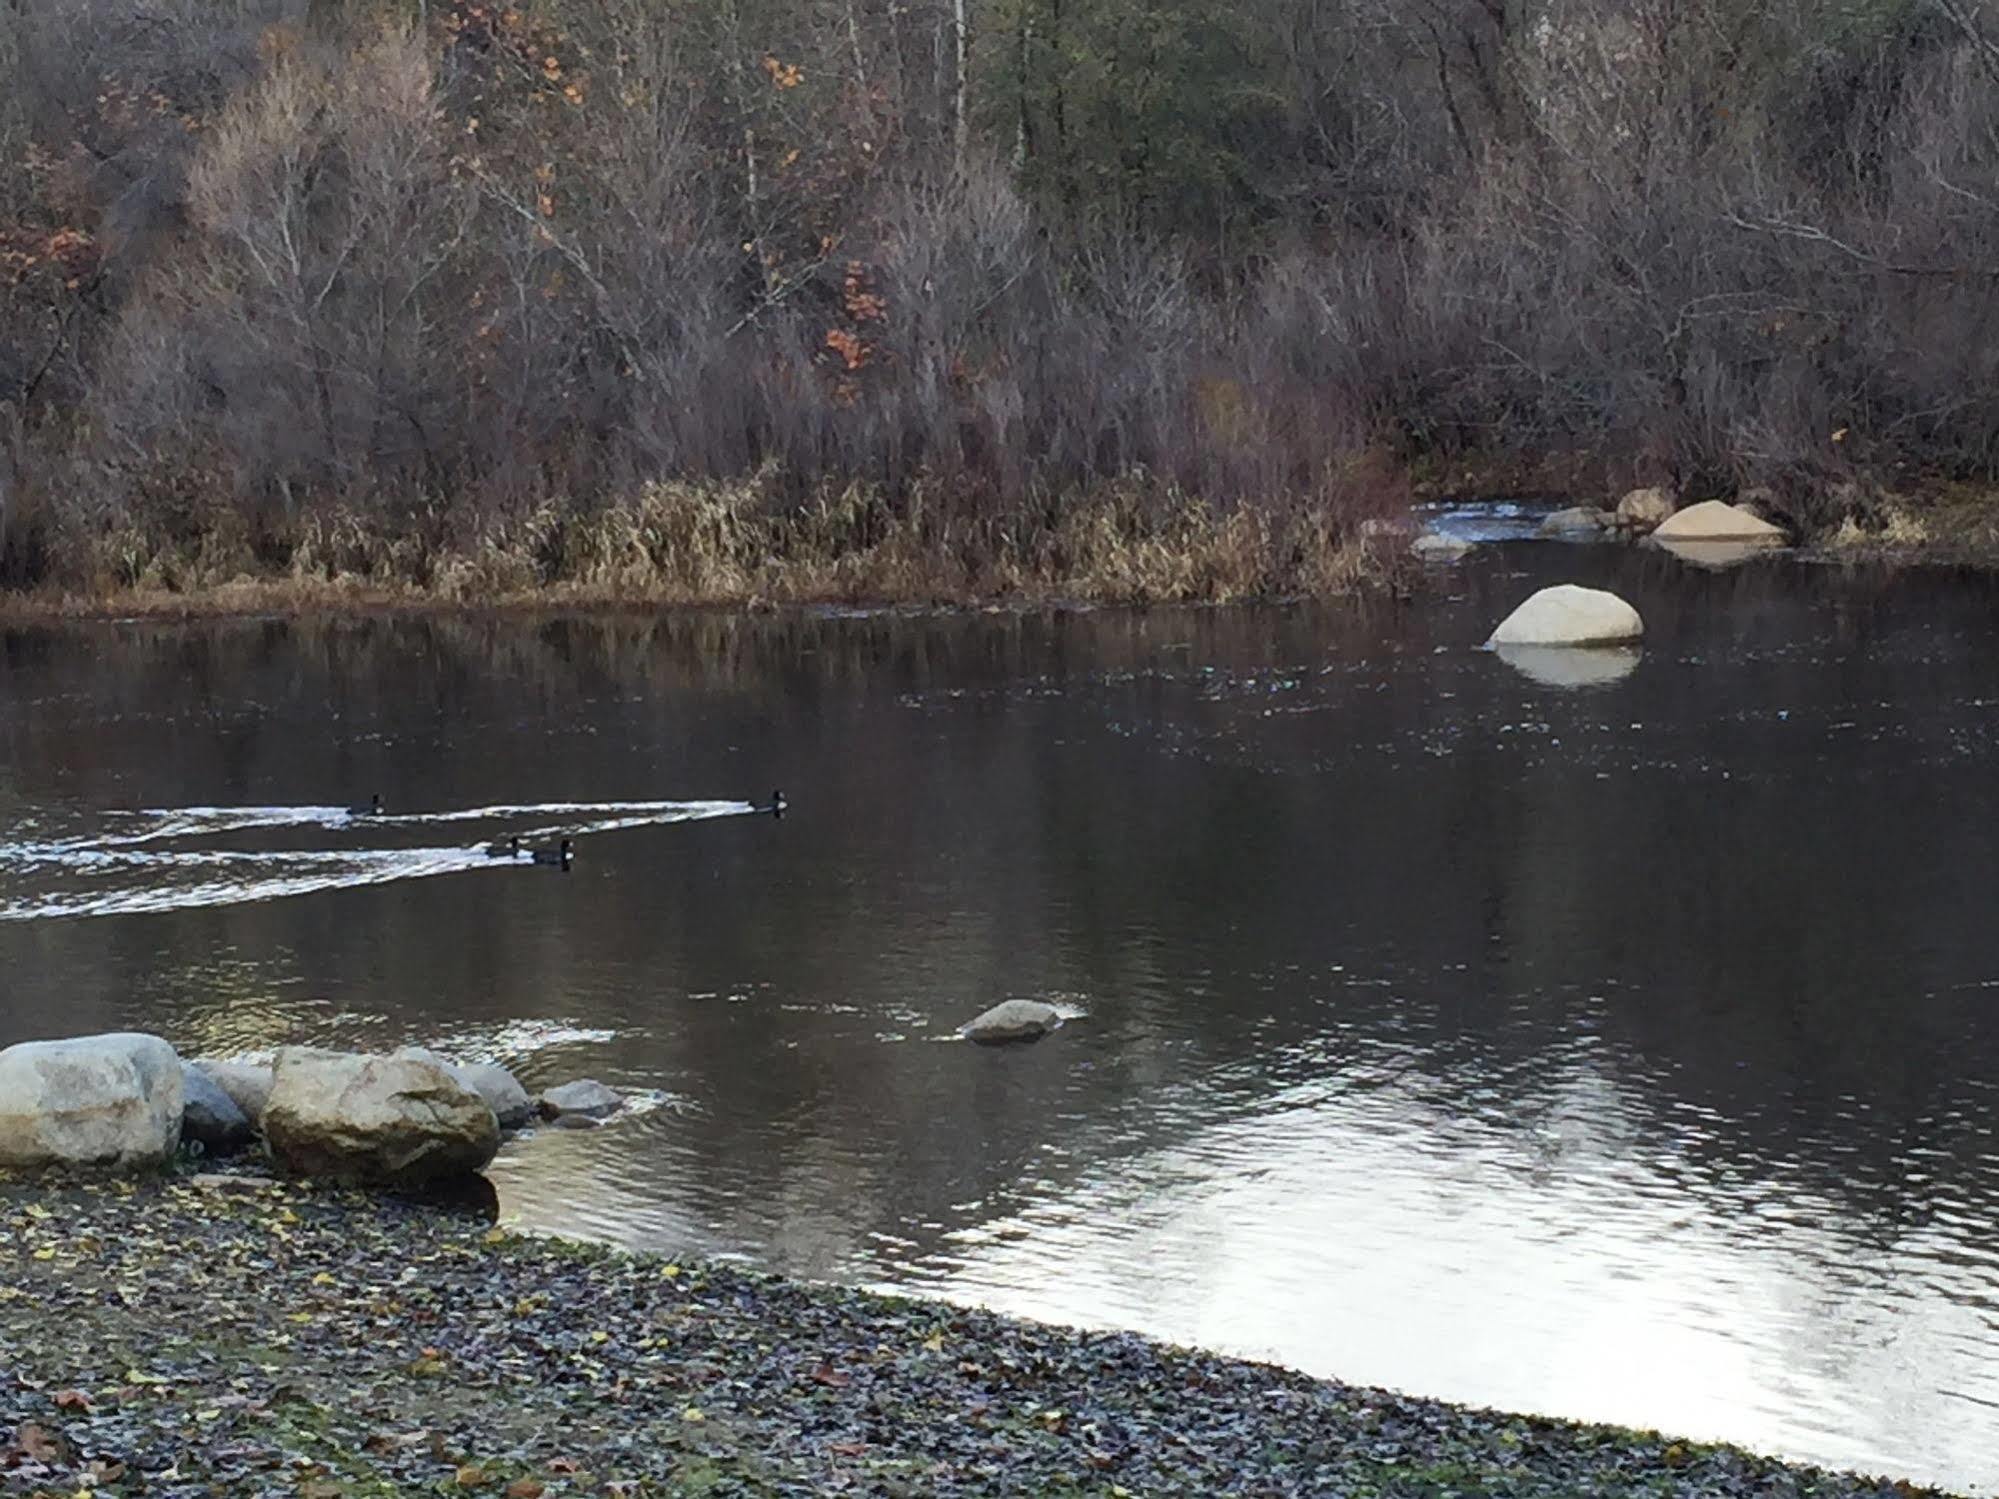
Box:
504, 1482, 546, 1499
681, 1406, 705, 1423
809, 1364, 850, 1388
829, 1441, 868, 1457
455, 1463, 493, 1488
546, 1458, 580, 1474
53, 1389, 91, 1412
17, 1421, 73, 1464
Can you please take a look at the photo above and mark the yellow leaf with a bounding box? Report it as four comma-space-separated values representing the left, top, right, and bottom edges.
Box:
682, 1406, 705, 1423
311, 1272, 335, 1287
31, 1246, 55, 1261
660, 1264, 681, 1279
589, 1330, 609, 1344
921, 1334, 944, 1353
288, 1312, 315, 1324
483, 1228, 510, 1245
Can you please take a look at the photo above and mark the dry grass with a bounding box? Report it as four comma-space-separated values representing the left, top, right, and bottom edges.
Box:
0, 471, 1395, 620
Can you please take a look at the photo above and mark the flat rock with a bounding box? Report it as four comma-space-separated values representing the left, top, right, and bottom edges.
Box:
190, 1058, 275, 1125
0, 1033, 184, 1170
962, 999, 1063, 1045
539, 1079, 624, 1121
263, 1049, 500, 1186
1411, 533, 1475, 562
1651, 499, 1785, 543
1613, 486, 1675, 532
181, 1063, 255, 1153
1538, 506, 1612, 536
1487, 584, 1643, 647
393, 1048, 536, 1130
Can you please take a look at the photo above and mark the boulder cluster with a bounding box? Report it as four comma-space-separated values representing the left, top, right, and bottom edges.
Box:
0, 1032, 622, 1186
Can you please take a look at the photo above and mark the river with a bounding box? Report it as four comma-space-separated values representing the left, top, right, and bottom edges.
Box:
3, 525, 1997, 1493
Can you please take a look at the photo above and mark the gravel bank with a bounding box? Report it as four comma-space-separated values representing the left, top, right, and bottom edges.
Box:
0, 1170, 1964, 1498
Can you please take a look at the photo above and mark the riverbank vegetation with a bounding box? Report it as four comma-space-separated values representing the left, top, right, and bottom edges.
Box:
3, 0, 1998, 605
0, 1169, 1965, 1497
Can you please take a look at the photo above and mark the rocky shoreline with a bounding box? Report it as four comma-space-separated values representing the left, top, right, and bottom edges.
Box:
0, 1169, 1967, 1499
0, 1032, 622, 1184
0, 1031, 1970, 1496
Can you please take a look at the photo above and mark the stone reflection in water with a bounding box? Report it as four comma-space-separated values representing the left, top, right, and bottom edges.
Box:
1654, 537, 1785, 571
6, 547, 1999, 1493
1492, 643, 1642, 689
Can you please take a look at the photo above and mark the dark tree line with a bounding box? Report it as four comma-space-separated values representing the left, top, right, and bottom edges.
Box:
1, 0, 1997, 589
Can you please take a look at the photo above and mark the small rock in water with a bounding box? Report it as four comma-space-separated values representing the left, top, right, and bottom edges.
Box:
1487, 584, 1643, 647
0, 1033, 184, 1169
962, 999, 1064, 1045
181, 1063, 255, 1153
1411, 532, 1474, 562
191, 1057, 276, 1125
1537, 506, 1612, 536
547, 1113, 603, 1131
539, 1079, 624, 1121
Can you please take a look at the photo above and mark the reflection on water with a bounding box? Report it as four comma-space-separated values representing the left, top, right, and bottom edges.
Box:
1492, 642, 1643, 689
4, 549, 1999, 1493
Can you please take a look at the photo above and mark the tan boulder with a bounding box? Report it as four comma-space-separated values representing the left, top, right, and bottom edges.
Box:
263, 1049, 500, 1186
1487, 585, 1643, 647
1614, 486, 1675, 532
1651, 499, 1785, 543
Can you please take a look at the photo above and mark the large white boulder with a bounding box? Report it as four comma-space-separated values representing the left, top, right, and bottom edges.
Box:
0, 1033, 184, 1169
1652, 499, 1785, 543
262, 1048, 500, 1185
962, 999, 1064, 1045
1487, 585, 1643, 647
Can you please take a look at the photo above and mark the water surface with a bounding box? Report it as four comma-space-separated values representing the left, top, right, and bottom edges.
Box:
4, 539, 1998, 1493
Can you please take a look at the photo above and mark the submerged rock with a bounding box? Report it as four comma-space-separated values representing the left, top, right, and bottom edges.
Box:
1613, 486, 1675, 532
1487, 585, 1643, 647
962, 999, 1063, 1045
1651, 499, 1785, 543
191, 1058, 276, 1126
1412, 532, 1475, 562
393, 1047, 536, 1130
539, 1079, 624, 1121
263, 1049, 500, 1186
181, 1063, 255, 1153
0, 1033, 184, 1169
1538, 506, 1612, 536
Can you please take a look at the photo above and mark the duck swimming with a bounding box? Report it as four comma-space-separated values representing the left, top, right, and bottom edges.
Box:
530, 837, 574, 869
484, 835, 522, 858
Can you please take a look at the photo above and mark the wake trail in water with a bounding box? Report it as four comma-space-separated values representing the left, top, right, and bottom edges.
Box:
0, 797, 761, 920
